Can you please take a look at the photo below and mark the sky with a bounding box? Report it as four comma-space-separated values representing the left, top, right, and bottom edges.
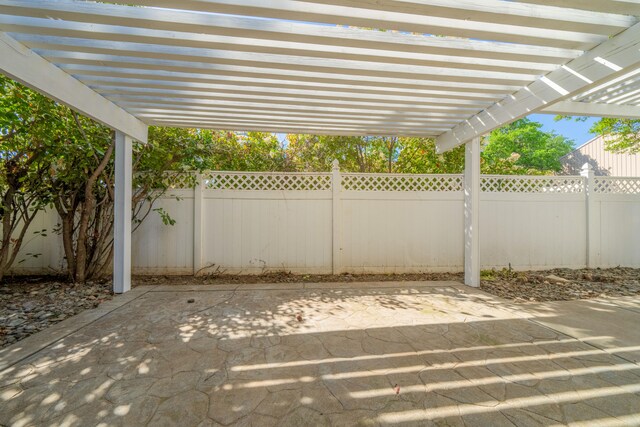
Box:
526, 114, 600, 148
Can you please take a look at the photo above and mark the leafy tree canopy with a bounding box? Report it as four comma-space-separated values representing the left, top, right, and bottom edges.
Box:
590, 118, 640, 154
482, 118, 574, 172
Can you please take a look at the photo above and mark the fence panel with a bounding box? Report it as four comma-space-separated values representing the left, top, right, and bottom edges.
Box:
340, 174, 464, 273
132, 189, 195, 274
200, 172, 333, 274
594, 177, 640, 268
6, 171, 640, 276
479, 175, 588, 270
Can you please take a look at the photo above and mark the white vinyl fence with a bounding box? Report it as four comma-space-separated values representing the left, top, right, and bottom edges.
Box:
9, 166, 640, 276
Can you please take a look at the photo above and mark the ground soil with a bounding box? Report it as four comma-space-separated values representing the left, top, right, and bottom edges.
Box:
131, 271, 463, 286
1, 268, 638, 349
480, 267, 640, 302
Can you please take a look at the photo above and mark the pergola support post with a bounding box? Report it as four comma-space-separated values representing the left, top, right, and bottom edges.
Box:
464, 137, 481, 287
113, 131, 133, 294
331, 159, 342, 275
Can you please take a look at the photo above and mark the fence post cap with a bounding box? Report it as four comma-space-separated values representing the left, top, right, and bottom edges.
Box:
332, 159, 340, 171
580, 163, 595, 178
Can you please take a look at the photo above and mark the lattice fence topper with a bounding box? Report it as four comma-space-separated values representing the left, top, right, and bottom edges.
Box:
164, 172, 198, 189
138, 172, 196, 189
593, 177, 640, 194
481, 175, 584, 193
341, 174, 464, 191
203, 172, 332, 191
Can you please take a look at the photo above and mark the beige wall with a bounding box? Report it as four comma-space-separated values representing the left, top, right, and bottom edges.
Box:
561, 135, 640, 176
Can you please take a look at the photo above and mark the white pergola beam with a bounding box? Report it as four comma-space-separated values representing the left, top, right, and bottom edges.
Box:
104, 92, 481, 114
61, 65, 502, 100
436, 22, 640, 152
541, 100, 640, 119
134, 112, 459, 127
131, 111, 458, 124
0, 32, 147, 142
116, 100, 472, 120
40, 52, 524, 93
87, 82, 491, 108
146, 118, 450, 134
144, 121, 442, 137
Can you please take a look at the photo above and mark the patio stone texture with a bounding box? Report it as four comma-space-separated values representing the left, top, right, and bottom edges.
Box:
1, 281, 639, 426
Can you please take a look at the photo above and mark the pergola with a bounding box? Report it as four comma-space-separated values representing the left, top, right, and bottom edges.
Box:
1, 0, 640, 293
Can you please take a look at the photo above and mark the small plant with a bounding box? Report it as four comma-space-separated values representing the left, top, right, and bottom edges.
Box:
152, 207, 176, 226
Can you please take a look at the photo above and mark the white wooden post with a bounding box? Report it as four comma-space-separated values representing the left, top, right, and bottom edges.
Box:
113, 131, 133, 294
464, 137, 481, 287
332, 160, 342, 275
193, 173, 205, 275
581, 163, 599, 268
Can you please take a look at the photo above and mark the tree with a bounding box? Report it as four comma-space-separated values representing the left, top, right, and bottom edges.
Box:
47, 125, 235, 282
394, 138, 465, 174
0, 76, 59, 281
0, 76, 236, 282
286, 131, 561, 175
590, 118, 640, 154
287, 134, 386, 172
482, 118, 574, 172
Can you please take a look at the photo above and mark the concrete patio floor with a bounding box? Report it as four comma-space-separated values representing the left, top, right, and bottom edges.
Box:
1, 281, 640, 426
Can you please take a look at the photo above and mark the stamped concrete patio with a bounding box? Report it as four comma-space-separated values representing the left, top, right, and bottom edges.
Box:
1, 281, 640, 426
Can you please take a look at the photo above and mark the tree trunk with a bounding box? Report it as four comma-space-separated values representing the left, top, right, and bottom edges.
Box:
57, 207, 77, 282
0, 188, 16, 281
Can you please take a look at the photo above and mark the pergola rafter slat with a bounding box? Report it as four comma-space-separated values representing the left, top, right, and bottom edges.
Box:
111, 0, 632, 49
0, 15, 565, 74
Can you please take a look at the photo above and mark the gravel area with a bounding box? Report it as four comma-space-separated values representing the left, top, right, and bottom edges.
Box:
480, 267, 640, 302
1, 268, 638, 349
131, 271, 464, 286
0, 278, 113, 349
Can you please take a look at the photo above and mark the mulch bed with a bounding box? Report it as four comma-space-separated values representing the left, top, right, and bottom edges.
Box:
480, 267, 640, 302
0, 277, 112, 349
1, 268, 638, 349
131, 271, 463, 286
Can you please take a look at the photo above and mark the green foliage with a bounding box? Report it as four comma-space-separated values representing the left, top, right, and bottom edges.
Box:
286, 127, 566, 175
483, 118, 574, 172
590, 118, 639, 154
144, 129, 289, 172
152, 207, 176, 226
286, 135, 463, 173
1, 76, 60, 281
286, 134, 382, 172
394, 138, 465, 174
1, 77, 256, 282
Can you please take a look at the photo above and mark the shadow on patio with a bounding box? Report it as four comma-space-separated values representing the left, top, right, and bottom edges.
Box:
1, 284, 639, 426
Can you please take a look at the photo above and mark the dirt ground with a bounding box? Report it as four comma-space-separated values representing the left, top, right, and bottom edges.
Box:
131, 271, 463, 286
1, 267, 638, 349
480, 266, 640, 302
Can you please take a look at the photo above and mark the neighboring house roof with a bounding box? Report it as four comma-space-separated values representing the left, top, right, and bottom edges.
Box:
560, 135, 640, 177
